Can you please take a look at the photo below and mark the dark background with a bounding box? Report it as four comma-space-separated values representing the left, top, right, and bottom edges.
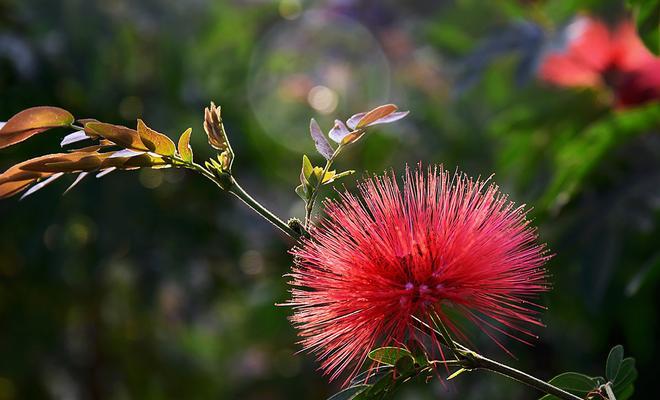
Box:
1, 0, 658, 399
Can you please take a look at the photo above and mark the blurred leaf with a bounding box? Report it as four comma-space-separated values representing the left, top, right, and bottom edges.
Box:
137, 119, 176, 156
456, 20, 545, 93
626, 252, 660, 296
368, 347, 413, 367
605, 345, 624, 381
628, 0, 660, 54
539, 372, 598, 399
177, 128, 194, 163
0, 106, 74, 149
327, 384, 370, 400
541, 103, 660, 211
85, 122, 148, 151
310, 118, 334, 159
427, 21, 475, 55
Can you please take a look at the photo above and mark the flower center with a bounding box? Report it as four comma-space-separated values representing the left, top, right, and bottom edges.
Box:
399, 281, 439, 309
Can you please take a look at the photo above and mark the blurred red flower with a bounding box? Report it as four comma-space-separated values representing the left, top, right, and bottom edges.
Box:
286, 166, 549, 383
539, 16, 660, 108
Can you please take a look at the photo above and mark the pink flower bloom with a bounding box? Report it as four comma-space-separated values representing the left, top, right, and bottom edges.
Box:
539, 16, 660, 108
286, 166, 550, 383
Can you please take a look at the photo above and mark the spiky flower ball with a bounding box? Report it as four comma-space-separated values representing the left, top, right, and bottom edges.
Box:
286, 166, 549, 382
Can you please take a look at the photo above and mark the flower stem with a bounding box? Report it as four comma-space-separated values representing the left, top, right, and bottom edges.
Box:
304, 146, 343, 229
413, 318, 580, 400
189, 162, 300, 239
228, 178, 299, 239
459, 350, 582, 400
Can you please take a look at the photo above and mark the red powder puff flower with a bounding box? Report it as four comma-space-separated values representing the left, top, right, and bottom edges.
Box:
539, 16, 660, 108
286, 166, 550, 383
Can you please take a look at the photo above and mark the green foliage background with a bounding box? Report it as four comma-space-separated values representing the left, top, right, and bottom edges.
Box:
0, 0, 658, 399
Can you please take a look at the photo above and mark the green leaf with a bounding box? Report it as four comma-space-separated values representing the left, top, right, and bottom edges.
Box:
606, 345, 624, 381
295, 184, 308, 200
447, 368, 466, 380
327, 385, 370, 400
301, 155, 313, 182
613, 358, 637, 392
218, 150, 232, 171
350, 366, 393, 386
313, 167, 338, 184
411, 349, 429, 368
328, 170, 355, 183
177, 128, 194, 162
0, 106, 75, 149
616, 383, 635, 400
539, 372, 598, 399
362, 371, 395, 398
368, 347, 413, 367
394, 354, 415, 375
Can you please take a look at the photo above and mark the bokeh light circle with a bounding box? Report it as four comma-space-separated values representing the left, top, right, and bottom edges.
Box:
248, 9, 391, 152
